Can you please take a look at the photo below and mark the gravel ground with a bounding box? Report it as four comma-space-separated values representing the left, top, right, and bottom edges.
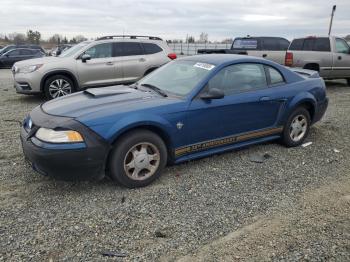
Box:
0, 68, 349, 261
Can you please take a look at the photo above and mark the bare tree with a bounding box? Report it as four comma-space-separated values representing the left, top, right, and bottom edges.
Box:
187, 35, 195, 43
48, 34, 63, 44
199, 32, 208, 43
74, 35, 87, 43
221, 38, 233, 44
8, 33, 26, 44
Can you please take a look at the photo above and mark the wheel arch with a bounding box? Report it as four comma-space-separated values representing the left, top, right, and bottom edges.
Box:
107, 122, 175, 164
40, 70, 79, 92
286, 95, 316, 123
303, 63, 320, 72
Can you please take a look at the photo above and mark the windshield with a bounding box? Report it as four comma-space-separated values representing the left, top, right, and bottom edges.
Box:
59, 41, 91, 57
0, 46, 13, 54
232, 39, 258, 49
138, 60, 215, 96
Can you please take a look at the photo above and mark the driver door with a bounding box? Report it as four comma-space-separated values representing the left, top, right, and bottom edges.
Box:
331, 38, 350, 78
185, 63, 284, 145
77, 42, 123, 87
3, 49, 21, 67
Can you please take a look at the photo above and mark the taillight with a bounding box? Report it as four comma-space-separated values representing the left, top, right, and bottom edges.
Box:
285, 52, 293, 67
168, 53, 177, 60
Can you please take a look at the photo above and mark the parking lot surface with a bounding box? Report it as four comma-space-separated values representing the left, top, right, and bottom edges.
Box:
0, 69, 349, 261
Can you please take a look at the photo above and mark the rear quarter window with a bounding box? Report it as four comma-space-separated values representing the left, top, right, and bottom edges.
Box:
143, 43, 162, 54
289, 38, 331, 52
314, 38, 331, 51
279, 39, 290, 50
266, 66, 285, 85
262, 38, 279, 51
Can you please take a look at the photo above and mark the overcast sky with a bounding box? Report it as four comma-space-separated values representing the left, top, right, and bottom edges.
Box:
1, 0, 349, 41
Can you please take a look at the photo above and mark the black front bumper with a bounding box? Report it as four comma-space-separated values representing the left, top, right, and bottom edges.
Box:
20, 106, 111, 181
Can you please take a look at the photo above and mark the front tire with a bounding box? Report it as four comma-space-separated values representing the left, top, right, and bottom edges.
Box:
347, 78, 350, 86
108, 129, 167, 188
44, 75, 74, 100
282, 107, 311, 147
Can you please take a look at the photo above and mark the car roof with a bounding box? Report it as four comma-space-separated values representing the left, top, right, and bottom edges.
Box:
178, 54, 270, 66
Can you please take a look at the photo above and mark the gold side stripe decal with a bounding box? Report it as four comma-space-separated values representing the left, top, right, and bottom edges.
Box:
174, 127, 283, 157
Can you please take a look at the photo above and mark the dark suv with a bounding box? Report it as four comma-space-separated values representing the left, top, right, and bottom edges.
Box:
0, 48, 45, 68
0, 45, 45, 56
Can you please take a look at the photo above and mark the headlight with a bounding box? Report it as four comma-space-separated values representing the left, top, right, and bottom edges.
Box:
35, 127, 84, 143
18, 64, 43, 74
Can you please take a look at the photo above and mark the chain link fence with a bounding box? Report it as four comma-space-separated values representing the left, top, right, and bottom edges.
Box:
167, 43, 231, 56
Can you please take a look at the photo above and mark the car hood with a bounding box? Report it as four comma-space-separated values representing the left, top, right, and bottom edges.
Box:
14, 56, 66, 67
41, 85, 180, 122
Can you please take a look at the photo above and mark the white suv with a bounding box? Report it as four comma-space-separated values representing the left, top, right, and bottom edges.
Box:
12, 35, 177, 99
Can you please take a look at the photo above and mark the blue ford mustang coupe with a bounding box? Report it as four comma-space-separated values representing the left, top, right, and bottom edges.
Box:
21, 55, 328, 188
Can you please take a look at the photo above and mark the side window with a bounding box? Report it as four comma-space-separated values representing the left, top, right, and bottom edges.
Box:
302, 39, 314, 51
266, 66, 285, 85
262, 38, 278, 51
114, 42, 124, 57
289, 39, 304, 50
142, 43, 162, 54
279, 39, 290, 50
85, 43, 113, 59
208, 63, 267, 96
335, 38, 350, 54
122, 42, 143, 56
20, 49, 33, 55
314, 38, 331, 52
7, 50, 20, 57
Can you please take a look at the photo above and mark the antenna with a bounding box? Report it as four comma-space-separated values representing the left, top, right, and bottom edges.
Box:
328, 5, 336, 36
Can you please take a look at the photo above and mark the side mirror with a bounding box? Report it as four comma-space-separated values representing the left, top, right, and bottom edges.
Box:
81, 54, 91, 63
199, 88, 224, 100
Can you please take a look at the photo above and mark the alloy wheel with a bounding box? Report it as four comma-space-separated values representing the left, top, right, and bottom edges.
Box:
48, 79, 72, 98
289, 114, 308, 142
123, 142, 160, 181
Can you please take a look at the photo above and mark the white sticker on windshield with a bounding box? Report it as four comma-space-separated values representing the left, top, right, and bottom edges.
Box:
194, 62, 215, 71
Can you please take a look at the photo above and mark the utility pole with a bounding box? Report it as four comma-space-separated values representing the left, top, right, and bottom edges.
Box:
328, 5, 336, 36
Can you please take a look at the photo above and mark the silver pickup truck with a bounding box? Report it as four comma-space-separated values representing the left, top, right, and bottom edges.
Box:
285, 36, 350, 84
198, 36, 290, 64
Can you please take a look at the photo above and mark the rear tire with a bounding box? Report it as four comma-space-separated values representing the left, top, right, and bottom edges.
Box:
44, 75, 75, 100
108, 129, 167, 188
347, 78, 350, 86
281, 107, 311, 147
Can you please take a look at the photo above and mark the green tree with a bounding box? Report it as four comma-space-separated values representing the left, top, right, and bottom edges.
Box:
27, 30, 41, 44
8, 33, 26, 44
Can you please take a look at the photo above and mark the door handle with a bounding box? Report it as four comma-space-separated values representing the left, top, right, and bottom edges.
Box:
106, 61, 114, 65
262, 54, 267, 58
338, 56, 342, 60
260, 96, 271, 101
139, 58, 146, 62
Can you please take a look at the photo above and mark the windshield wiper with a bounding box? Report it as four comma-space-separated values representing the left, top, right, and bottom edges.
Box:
140, 83, 168, 97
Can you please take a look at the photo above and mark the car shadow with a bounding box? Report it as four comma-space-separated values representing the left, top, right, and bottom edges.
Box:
325, 79, 349, 89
